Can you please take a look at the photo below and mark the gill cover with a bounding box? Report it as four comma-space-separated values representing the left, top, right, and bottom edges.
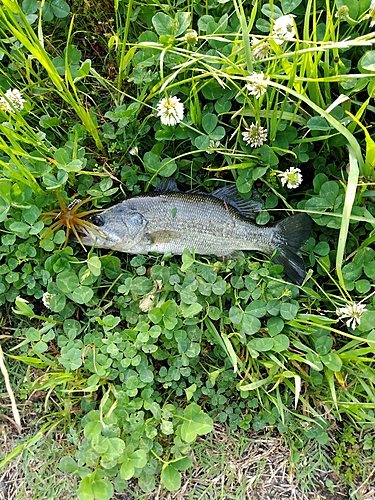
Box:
88, 207, 148, 250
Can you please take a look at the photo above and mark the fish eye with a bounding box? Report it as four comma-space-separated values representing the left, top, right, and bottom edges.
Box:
91, 215, 105, 227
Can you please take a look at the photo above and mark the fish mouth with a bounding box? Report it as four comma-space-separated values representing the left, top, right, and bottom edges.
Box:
78, 222, 108, 247
77, 229, 96, 247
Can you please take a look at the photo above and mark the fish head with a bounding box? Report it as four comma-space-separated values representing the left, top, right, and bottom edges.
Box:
80, 204, 148, 251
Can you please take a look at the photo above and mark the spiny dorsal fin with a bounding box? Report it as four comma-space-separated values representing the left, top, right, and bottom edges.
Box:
211, 185, 263, 219
156, 178, 180, 193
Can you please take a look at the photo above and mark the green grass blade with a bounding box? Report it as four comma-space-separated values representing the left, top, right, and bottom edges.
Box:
336, 148, 359, 294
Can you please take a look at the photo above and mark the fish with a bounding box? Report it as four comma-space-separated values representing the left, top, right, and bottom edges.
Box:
80, 179, 313, 285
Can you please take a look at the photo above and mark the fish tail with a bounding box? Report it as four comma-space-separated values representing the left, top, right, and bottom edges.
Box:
273, 213, 313, 285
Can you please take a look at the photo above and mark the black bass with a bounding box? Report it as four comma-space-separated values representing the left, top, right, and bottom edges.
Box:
81, 181, 313, 285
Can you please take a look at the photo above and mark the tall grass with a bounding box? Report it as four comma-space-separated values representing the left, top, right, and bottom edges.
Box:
0, 0, 104, 151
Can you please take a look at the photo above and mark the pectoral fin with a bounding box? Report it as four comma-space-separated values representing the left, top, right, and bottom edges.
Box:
149, 230, 180, 243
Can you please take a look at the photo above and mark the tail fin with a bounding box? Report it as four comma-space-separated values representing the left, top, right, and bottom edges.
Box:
273, 213, 313, 285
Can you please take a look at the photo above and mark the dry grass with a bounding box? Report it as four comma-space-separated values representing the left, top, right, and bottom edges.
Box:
145, 424, 375, 500
1, 418, 375, 500
0, 417, 77, 500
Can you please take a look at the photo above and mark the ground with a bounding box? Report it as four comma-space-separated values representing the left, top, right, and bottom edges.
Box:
1, 416, 374, 499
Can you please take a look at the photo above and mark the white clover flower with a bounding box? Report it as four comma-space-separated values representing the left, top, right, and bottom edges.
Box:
42, 292, 55, 309
368, 1, 375, 27
245, 71, 270, 99
0, 88, 26, 112
273, 14, 296, 44
242, 123, 268, 148
251, 37, 271, 60
185, 29, 198, 45
336, 302, 367, 330
278, 167, 303, 189
129, 146, 138, 156
206, 140, 221, 154
156, 96, 184, 126
139, 294, 155, 312
335, 5, 350, 20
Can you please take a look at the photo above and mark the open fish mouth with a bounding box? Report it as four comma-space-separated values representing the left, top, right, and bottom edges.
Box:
78, 215, 108, 245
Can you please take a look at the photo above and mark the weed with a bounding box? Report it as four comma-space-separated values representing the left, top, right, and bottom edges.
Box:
1, 0, 375, 498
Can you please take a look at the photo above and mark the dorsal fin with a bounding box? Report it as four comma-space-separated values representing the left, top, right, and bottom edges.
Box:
156, 178, 180, 192
211, 185, 263, 219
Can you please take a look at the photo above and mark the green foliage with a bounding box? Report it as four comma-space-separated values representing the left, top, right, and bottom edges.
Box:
1, 0, 375, 497
23, 0, 70, 22
333, 424, 369, 484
